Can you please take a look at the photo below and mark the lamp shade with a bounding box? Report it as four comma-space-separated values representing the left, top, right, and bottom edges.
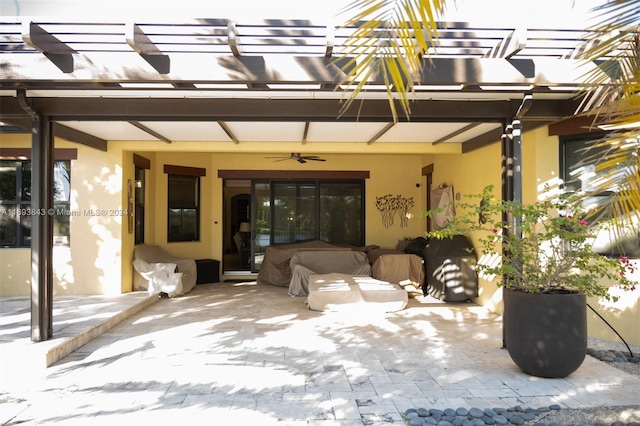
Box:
239, 222, 251, 233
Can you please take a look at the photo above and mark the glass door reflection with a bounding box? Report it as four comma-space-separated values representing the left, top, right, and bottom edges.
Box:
251, 181, 271, 272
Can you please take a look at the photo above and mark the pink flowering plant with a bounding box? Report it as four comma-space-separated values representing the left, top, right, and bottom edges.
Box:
425, 185, 636, 301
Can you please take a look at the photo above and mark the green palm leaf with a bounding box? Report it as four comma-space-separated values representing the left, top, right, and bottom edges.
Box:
336, 0, 446, 122
574, 0, 640, 237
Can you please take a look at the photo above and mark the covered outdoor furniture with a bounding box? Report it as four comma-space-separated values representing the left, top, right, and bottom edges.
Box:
257, 240, 373, 287
288, 250, 371, 297
370, 252, 424, 292
307, 273, 408, 312
133, 245, 197, 297
132, 260, 184, 298
423, 235, 478, 302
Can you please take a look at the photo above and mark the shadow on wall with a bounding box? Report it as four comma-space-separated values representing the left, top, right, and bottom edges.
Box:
64, 163, 124, 295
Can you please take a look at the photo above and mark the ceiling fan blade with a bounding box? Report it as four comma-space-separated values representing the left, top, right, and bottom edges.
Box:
266, 153, 325, 163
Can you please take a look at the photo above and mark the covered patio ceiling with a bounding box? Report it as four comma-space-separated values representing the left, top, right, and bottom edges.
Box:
0, 17, 610, 152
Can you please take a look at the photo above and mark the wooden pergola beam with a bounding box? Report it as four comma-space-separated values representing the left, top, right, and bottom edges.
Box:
21, 22, 76, 73
125, 23, 171, 74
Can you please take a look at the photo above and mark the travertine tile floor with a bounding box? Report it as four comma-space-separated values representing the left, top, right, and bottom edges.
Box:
1, 281, 639, 425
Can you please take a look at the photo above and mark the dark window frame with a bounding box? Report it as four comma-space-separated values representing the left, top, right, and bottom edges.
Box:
133, 154, 150, 245
167, 173, 201, 242
269, 178, 365, 247
0, 159, 71, 248
560, 133, 639, 257
134, 166, 146, 245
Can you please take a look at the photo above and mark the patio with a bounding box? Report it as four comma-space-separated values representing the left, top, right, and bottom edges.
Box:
1, 282, 639, 425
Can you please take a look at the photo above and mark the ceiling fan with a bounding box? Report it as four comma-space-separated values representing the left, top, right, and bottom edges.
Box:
266, 153, 326, 164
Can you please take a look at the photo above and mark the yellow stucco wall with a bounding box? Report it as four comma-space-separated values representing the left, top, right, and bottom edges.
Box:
427, 140, 504, 311
0, 134, 125, 295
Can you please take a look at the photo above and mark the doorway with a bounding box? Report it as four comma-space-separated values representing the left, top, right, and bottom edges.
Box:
223, 180, 251, 273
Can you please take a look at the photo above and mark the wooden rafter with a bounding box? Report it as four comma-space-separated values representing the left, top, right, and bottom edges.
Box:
21, 22, 75, 73
125, 23, 170, 74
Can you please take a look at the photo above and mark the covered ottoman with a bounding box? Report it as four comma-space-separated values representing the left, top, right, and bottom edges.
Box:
307, 273, 408, 312
288, 250, 371, 297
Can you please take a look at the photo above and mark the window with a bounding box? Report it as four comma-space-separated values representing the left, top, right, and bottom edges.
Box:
134, 166, 145, 245
561, 135, 639, 257
0, 160, 71, 247
167, 174, 200, 242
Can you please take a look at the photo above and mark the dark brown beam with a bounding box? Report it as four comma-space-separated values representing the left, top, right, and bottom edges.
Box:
484, 29, 526, 59
367, 122, 394, 145
433, 123, 480, 145
125, 24, 170, 74
128, 121, 171, 143
52, 123, 108, 151
462, 120, 554, 153
164, 164, 206, 176
462, 128, 504, 152
21, 22, 75, 73
0, 113, 107, 151
302, 122, 310, 144
219, 170, 370, 179
548, 115, 600, 136
0, 96, 581, 123
0, 116, 31, 129
217, 121, 239, 143
133, 153, 151, 169
0, 148, 78, 160
228, 21, 241, 56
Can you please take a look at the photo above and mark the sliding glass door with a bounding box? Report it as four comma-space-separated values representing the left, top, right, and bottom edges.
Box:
252, 181, 271, 272
245, 179, 364, 273
272, 182, 317, 244
318, 181, 363, 245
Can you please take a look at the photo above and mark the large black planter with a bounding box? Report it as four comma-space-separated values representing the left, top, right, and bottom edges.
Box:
503, 288, 587, 378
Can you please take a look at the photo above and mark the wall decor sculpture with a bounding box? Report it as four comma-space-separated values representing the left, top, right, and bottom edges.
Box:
376, 194, 415, 228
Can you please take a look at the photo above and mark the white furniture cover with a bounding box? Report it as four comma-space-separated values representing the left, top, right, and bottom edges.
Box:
132, 260, 184, 298
307, 273, 408, 312
132, 245, 197, 297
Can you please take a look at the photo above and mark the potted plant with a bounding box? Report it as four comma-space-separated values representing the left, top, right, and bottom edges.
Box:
424, 185, 636, 378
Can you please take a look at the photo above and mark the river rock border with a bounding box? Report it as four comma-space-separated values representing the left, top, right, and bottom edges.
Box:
402, 405, 640, 426
403, 405, 558, 426
587, 348, 640, 364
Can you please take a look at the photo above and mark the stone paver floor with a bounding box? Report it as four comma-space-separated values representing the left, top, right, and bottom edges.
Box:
1, 281, 639, 425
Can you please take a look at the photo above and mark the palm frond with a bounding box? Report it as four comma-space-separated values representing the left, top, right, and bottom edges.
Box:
571, 0, 640, 237
336, 0, 446, 122
577, 0, 639, 121
573, 131, 640, 241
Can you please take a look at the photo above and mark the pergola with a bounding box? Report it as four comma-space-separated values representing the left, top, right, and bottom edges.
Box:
0, 17, 609, 341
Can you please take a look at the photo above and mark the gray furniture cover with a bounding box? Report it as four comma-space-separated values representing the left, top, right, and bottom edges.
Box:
288, 250, 371, 296
371, 252, 424, 291
257, 240, 370, 287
